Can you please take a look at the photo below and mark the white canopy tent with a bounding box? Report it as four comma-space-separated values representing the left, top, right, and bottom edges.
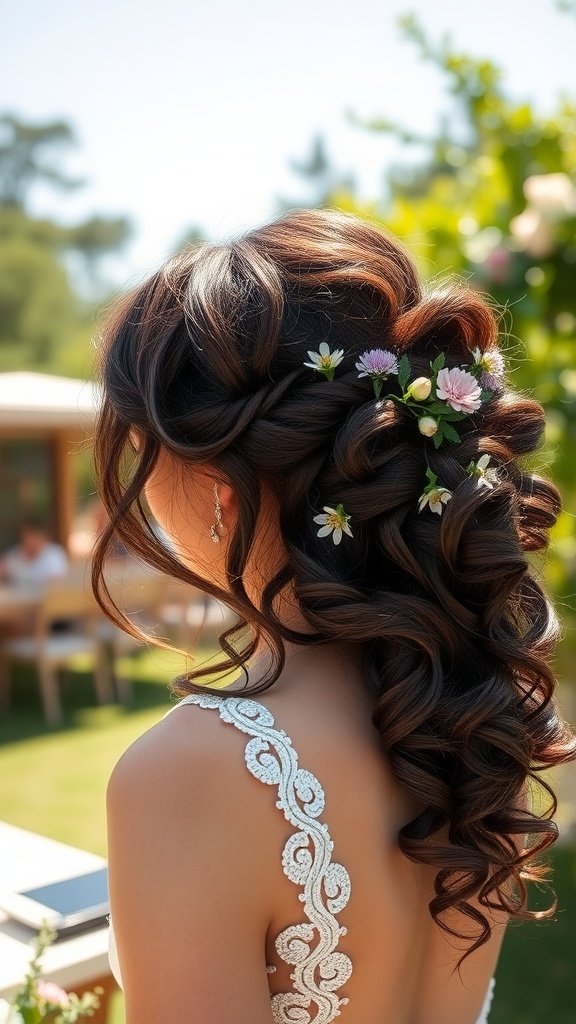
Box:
0, 372, 100, 551
0, 372, 99, 429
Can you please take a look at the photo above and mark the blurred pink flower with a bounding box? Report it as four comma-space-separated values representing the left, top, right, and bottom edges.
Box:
509, 208, 554, 258
436, 367, 482, 414
37, 980, 70, 1007
480, 372, 501, 391
523, 173, 576, 216
482, 245, 513, 285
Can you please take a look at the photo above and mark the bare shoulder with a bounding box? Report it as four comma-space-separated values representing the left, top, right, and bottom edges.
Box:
107, 695, 237, 800
106, 694, 279, 1022
107, 693, 281, 850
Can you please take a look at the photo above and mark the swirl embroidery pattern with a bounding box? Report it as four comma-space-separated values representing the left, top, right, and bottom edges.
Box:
167, 693, 352, 1023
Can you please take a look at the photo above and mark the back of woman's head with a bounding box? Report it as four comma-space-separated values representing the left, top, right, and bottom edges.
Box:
93, 207, 576, 971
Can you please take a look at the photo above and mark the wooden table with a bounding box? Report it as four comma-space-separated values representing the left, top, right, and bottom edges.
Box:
0, 822, 117, 1022
0, 585, 40, 622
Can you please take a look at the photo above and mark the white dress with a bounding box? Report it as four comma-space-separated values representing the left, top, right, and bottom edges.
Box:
107, 692, 497, 1023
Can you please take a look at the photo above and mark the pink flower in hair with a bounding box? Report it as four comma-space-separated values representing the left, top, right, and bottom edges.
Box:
435, 366, 482, 414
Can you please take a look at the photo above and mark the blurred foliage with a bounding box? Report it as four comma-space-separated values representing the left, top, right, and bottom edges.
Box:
287, 11, 576, 604
0, 223, 75, 368
0, 114, 85, 208
0, 114, 131, 373
1, 13, 575, 602
171, 224, 207, 254
277, 134, 356, 212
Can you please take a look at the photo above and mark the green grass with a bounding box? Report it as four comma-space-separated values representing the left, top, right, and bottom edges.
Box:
1, 654, 575, 1024
491, 845, 576, 1024
0, 645, 235, 854
0, 645, 231, 1024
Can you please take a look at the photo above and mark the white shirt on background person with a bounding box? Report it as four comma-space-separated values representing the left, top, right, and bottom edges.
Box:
1, 543, 69, 589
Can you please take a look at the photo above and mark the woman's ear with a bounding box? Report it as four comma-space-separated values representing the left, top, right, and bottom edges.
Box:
216, 481, 237, 517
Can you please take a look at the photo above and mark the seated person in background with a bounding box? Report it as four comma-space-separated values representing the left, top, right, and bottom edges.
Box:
0, 521, 69, 589
0, 522, 70, 636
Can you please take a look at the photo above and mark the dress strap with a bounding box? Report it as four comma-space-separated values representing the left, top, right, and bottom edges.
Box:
165, 692, 353, 1024
475, 976, 496, 1024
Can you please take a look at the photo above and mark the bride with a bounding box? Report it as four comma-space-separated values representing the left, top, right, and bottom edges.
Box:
92, 208, 576, 1023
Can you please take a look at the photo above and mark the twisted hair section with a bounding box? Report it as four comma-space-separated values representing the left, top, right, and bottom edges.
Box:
92, 208, 576, 972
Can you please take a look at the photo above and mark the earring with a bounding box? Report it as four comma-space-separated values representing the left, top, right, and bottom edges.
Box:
210, 482, 223, 543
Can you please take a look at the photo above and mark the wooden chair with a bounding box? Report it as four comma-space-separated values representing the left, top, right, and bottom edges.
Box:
157, 579, 237, 651
0, 581, 113, 727
95, 571, 169, 704
97, 572, 238, 698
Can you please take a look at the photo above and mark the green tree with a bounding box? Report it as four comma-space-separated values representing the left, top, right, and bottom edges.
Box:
66, 214, 132, 293
276, 133, 356, 211
0, 114, 132, 371
343, 12, 576, 336
0, 234, 75, 367
0, 114, 84, 209
287, 12, 576, 595
172, 224, 207, 254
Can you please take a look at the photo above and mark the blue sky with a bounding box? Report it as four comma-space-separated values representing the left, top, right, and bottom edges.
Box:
3, 0, 575, 287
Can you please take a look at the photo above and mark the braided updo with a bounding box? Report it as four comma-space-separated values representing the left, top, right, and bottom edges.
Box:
92, 207, 576, 971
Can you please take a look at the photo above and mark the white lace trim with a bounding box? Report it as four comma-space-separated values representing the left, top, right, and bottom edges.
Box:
108, 692, 496, 1023
476, 976, 496, 1024
167, 693, 353, 1022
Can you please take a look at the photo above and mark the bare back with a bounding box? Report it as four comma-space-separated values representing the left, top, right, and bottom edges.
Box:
218, 665, 504, 1024
107, 652, 507, 1023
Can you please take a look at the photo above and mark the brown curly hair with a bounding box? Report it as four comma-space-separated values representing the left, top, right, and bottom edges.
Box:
92, 207, 576, 972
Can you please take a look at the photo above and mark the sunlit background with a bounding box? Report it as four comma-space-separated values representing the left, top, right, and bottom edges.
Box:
1, 2, 575, 1022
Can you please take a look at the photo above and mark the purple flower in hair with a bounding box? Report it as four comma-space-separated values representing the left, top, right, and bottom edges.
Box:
480, 372, 503, 391
355, 348, 399, 399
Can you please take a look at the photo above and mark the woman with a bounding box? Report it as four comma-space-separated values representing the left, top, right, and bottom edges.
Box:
93, 209, 576, 1023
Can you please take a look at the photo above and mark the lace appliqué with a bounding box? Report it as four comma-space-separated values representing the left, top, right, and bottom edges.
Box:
168, 693, 352, 1023
476, 976, 496, 1024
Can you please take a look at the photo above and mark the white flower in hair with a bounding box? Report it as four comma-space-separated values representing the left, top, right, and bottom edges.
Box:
303, 341, 345, 381
466, 453, 499, 489
312, 503, 353, 544
470, 346, 506, 379
418, 487, 453, 515
417, 468, 453, 516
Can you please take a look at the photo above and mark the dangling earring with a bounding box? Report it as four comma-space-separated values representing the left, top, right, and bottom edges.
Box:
210, 483, 223, 543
